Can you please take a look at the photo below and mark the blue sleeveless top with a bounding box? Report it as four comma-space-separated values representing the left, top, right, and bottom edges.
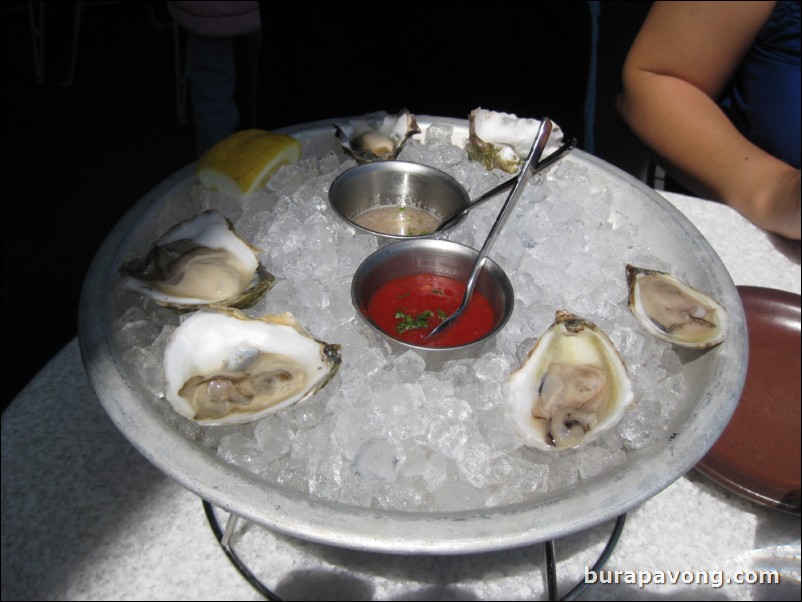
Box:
720, 1, 801, 168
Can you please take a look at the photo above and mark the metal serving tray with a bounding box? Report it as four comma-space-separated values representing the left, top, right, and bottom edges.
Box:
78, 117, 747, 554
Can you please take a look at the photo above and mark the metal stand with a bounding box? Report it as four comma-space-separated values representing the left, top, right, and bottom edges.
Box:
552, 514, 627, 601
203, 501, 282, 601
203, 500, 626, 601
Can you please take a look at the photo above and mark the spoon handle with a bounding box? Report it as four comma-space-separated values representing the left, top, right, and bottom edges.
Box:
435, 178, 516, 233
465, 119, 554, 295
426, 118, 554, 340
435, 138, 576, 233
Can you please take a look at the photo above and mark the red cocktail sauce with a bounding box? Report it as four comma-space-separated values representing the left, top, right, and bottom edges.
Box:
366, 273, 496, 347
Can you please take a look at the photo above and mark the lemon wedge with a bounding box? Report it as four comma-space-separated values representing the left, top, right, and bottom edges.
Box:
196, 129, 302, 200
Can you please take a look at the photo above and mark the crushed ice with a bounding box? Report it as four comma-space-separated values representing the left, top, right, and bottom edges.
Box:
112, 123, 688, 512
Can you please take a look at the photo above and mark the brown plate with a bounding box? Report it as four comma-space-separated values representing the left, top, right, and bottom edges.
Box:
696, 286, 801, 514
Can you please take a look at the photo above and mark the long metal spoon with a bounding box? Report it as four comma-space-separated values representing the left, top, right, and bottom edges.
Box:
426, 117, 557, 340
434, 137, 576, 233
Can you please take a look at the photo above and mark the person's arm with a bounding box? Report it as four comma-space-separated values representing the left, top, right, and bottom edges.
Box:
616, 1, 801, 240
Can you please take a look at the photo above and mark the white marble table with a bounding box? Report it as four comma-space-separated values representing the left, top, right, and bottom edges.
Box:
2, 191, 800, 601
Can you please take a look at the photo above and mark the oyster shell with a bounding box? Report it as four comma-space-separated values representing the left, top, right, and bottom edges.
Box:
334, 109, 421, 163
626, 264, 727, 349
120, 210, 274, 311
163, 308, 342, 425
504, 310, 634, 451
466, 107, 565, 173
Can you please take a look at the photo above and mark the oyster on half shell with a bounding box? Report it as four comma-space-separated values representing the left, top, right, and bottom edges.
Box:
334, 109, 421, 163
504, 310, 635, 451
466, 107, 565, 173
120, 210, 275, 311
163, 308, 342, 425
626, 264, 727, 349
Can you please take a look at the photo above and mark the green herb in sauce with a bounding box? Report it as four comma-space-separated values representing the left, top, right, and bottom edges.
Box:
395, 310, 436, 334
394, 308, 450, 333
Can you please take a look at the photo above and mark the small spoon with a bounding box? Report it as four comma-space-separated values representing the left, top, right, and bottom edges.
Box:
434, 137, 576, 233
426, 118, 557, 340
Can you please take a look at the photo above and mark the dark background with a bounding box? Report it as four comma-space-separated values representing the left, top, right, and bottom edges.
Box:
1, 1, 652, 412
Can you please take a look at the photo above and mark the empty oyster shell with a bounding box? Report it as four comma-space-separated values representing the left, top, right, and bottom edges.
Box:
504, 310, 635, 451
333, 109, 420, 163
626, 264, 727, 349
120, 210, 274, 311
466, 107, 565, 173
163, 308, 342, 425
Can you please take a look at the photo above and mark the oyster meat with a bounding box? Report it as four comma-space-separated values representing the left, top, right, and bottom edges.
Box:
504, 310, 635, 451
334, 109, 421, 163
120, 210, 275, 310
626, 264, 727, 348
163, 308, 342, 425
466, 107, 565, 173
